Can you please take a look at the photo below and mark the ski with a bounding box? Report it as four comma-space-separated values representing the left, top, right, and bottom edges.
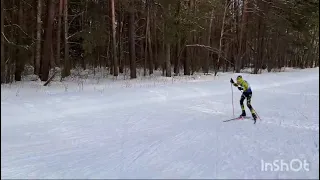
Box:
223, 117, 243, 122
223, 116, 257, 124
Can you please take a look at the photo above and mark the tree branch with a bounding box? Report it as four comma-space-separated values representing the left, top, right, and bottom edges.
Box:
1, 32, 29, 50
185, 44, 234, 65
4, 23, 33, 39
67, 30, 83, 40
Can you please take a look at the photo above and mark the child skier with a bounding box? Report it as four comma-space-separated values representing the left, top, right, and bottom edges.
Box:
230, 75, 257, 121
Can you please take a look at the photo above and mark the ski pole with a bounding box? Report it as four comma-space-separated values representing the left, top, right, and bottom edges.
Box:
231, 83, 235, 118
254, 108, 262, 120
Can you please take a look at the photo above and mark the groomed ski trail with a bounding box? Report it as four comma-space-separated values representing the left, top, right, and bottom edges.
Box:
1, 68, 319, 179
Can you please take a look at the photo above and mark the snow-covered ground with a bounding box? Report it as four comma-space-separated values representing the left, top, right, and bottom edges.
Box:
1, 67, 319, 179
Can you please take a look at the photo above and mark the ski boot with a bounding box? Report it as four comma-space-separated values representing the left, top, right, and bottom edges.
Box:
239, 110, 246, 118
252, 113, 257, 120
252, 113, 257, 124
239, 110, 246, 119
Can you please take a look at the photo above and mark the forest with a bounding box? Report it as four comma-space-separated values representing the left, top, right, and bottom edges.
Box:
1, 0, 319, 84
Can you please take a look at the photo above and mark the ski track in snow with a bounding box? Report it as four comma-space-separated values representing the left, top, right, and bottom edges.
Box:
1, 68, 319, 179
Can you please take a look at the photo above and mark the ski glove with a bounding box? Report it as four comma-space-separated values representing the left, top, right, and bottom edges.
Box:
230, 78, 234, 83
238, 86, 243, 91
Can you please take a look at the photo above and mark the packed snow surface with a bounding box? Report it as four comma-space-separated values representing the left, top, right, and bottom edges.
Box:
1, 68, 319, 179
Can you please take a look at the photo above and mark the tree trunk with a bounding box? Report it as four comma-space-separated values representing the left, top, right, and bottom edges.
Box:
41, 0, 55, 81
306, 26, 318, 68
152, 9, 158, 70
128, 5, 136, 79
15, 0, 25, 81
56, 0, 63, 67
62, 0, 70, 78
165, 43, 171, 77
161, 28, 165, 76
35, 0, 42, 75
111, 0, 118, 76
204, 9, 214, 74
175, 37, 181, 75
143, 2, 148, 76
254, 0, 268, 74
190, 0, 196, 75
184, 46, 191, 75
215, 0, 229, 76
184, 0, 193, 75
146, 0, 153, 75
174, 0, 181, 75
237, 0, 248, 72
7, 4, 15, 83
118, 0, 124, 73
1, 0, 5, 83
233, 0, 240, 72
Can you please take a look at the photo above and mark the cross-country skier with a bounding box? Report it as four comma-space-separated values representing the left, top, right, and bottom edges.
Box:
230, 75, 257, 121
